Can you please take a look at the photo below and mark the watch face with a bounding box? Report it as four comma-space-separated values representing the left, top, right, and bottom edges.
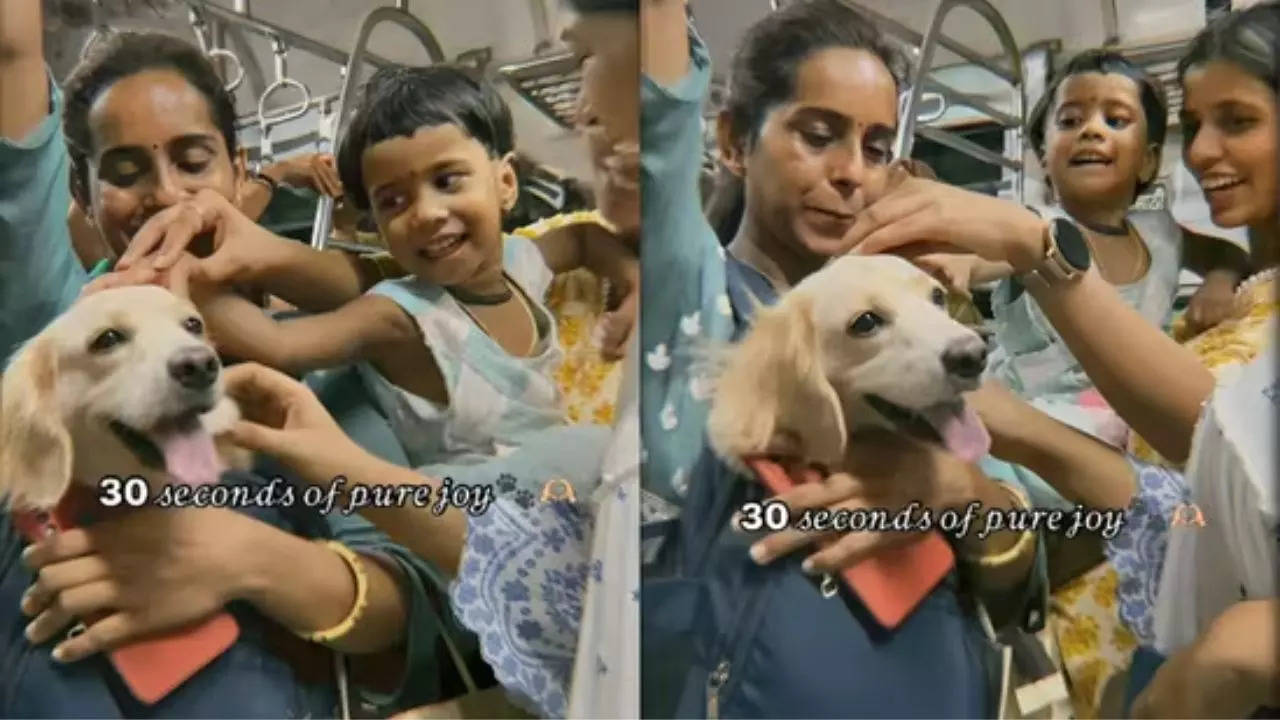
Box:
1053, 219, 1092, 272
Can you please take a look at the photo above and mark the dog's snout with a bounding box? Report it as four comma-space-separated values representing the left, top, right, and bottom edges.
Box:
942, 336, 988, 380
168, 347, 219, 390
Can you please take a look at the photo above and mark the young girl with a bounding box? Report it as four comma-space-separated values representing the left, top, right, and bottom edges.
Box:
938, 50, 1251, 451
196, 65, 635, 478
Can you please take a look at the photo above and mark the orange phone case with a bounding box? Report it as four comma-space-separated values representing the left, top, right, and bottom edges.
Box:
13, 493, 240, 706
745, 457, 955, 629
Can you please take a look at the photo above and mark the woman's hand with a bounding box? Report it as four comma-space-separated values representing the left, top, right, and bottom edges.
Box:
20, 507, 263, 662
221, 362, 378, 488
744, 430, 982, 574
1132, 599, 1280, 718
114, 188, 293, 287
848, 176, 1048, 273
261, 152, 344, 198
1184, 269, 1242, 335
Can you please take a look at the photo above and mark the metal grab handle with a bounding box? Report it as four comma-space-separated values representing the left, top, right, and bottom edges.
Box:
207, 48, 246, 92
258, 37, 312, 125
188, 7, 248, 93
903, 90, 948, 125
256, 37, 312, 163
310, 5, 445, 251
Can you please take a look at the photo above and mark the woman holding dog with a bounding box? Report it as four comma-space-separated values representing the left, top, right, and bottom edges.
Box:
853, 3, 1279, 716
638, 0, 1052, 716
0, 1, 471, 715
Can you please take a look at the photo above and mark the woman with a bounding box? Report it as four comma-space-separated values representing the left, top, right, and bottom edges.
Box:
0, 2, 457, 713
852, 3, 1278, 715
639, 1, 1049, 716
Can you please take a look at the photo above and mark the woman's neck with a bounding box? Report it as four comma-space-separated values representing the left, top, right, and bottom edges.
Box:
727, 216, 824, 294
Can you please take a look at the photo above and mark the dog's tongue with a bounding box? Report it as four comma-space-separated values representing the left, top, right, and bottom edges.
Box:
920, 402, 991, 463
152, 419, 223, 486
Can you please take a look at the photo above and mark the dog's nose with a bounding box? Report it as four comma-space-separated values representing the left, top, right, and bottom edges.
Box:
169, 347, 219, 390
942, 336, 988, 380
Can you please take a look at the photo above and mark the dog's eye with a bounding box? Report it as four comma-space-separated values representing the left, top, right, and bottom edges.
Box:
182, 317, 204, 335
89, 328, 126, 353
847, 311, 884, 336
931, 287, 947, 307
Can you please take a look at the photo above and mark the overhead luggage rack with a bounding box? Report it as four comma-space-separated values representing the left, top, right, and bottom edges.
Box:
498, 52, 583, 130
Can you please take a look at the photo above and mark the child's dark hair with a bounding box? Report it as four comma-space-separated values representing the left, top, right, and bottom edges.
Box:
707, 0, 909, 243
1026, 49, 1168, 199
337, 64, 515, 212
563, 0, 638, 12
1179, 2, 1279, 93
62, 31, 238, 206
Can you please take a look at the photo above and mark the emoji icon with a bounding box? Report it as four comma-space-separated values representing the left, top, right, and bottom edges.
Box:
1171, 503, 1206, 528
540, 478, 577, 504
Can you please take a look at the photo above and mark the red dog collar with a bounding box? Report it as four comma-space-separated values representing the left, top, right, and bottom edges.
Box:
744, 456, 956, 630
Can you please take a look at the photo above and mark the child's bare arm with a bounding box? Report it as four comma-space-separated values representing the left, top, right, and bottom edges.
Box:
198, 292, 417, 375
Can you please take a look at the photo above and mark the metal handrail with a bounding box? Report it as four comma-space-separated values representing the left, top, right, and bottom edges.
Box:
847, 0, 1018, 85
896, 0, 1025, 202
183, 1, 401, 70
78, 0, 110, 60
309, 6, 446, 251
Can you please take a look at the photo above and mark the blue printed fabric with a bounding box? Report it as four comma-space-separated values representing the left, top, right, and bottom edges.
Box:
1105, 458, 1190, 645
450, 495, 595, 718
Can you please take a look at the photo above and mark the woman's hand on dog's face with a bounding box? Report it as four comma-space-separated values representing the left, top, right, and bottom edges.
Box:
744, 431, 982, 574
847, 176, 1048, 275
20, 508, 256, 662
222, 362, 374, 487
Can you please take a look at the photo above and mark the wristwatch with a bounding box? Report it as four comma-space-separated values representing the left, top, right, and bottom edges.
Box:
1023, 217, 1090, 286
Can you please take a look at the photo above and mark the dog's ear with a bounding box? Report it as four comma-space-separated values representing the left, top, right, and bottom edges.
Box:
0, 339, 73, 510
708, 294, 847, 466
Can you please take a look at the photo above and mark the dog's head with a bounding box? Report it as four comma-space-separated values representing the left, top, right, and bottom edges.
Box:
708, 254, 991, 468
0, 286, 241, 510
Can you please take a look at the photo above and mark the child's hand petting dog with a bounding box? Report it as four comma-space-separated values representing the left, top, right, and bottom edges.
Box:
20, 507, 261, 663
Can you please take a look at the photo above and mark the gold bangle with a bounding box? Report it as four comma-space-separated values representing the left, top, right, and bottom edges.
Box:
298, 540, 370, 644
963, 483, 1036, 569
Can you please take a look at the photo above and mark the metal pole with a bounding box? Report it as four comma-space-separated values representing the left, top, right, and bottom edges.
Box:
309, 6, 446, 251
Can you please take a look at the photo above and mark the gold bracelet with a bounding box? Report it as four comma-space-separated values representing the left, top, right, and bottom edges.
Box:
298, 540, 370, 644
963, 483, 1036, 569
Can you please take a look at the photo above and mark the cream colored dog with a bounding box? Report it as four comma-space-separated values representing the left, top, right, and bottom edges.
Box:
708, 254, 991, 469
0, 286, 247, 511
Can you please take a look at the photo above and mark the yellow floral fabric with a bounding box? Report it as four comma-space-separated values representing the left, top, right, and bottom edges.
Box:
1051, 563, 1137, 718
1052, 270, 1275, 719
512, 211, 623, 427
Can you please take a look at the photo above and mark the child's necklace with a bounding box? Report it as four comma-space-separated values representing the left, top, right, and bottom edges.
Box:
452, 275, 538, 356
449, 283, 514, 305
